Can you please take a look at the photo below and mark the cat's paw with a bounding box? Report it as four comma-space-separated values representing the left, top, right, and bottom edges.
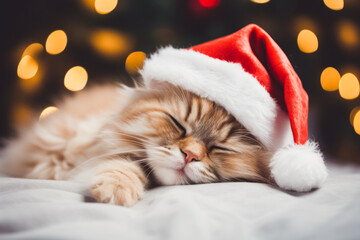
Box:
90, 171, 145, 207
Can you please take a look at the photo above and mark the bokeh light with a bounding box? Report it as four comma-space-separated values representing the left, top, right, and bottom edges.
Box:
338, 73, 360, 100
294, 17, 318, 36
323, 0, 344, 11
95, 0, 118, 14
199, 0, 220, 8
45, 30, 67, 55
353, 110, 360, 135
350, 107, 360, 126
320, 67, 341, 91
90, 29, 132, 58
297, 29, 318, 53
125, 51, 146, 75
39, 106, 58, 119
19, 70, 43, 94
12, 104, 32, 127
250, 0, 271, 4
337, 21, 359, 49
17, 55, 39, 80
81, 0, 94, 10
22, 43, 43, 58
64, 66, 88, 91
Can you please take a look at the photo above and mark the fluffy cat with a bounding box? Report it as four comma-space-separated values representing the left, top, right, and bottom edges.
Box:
0, 83, 272, 206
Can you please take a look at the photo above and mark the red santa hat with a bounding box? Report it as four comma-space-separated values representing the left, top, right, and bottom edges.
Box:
140, 24, 327, 192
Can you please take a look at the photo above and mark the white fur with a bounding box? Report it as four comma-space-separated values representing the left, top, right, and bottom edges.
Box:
270, 141, 328, 192
141, 46, 290, 151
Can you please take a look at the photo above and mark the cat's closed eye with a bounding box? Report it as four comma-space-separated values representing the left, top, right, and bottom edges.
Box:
209, 146, 232, 152
168, 114, 186, 137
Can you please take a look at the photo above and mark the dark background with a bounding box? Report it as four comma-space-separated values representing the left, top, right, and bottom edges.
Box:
1, 0, 359, 163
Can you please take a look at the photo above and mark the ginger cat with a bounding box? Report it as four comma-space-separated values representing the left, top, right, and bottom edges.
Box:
1, 83, 271, 206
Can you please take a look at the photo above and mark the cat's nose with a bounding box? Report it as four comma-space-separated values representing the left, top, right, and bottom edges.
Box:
181, 149, 199, 164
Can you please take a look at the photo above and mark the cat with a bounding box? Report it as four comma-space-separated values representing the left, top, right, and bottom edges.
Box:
0, 82, 272, 206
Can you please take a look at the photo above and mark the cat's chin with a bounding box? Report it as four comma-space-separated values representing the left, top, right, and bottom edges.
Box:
153, 166, 190, 185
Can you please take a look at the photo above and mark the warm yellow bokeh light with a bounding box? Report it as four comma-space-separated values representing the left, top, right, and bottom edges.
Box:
125, 51, 147, 75
353, 110, 360, 135
339, 73, 360, 100
17, 55, 39, 80
95, 0, 118, 14
22, 43, 43, 58
12, 104, 32, 127
350, 107, 360, 126
250, 0, 270, 4
39, 106, 58, 119
293, 17, 318, 36
45, 30, 67, 55
323, 0, 344, 11
338, 21, 359, 49
81, 0, 95, 11
297, 29, 318, 53
320, 67, 341, 91
90, 30, 132, 58
19, 70, 43, 94
64, 66, 88, 91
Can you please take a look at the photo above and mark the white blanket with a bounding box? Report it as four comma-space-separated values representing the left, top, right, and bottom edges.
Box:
1, 164, 360, 240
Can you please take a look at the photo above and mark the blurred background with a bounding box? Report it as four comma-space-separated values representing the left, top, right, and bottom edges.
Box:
0, 0, 359, 163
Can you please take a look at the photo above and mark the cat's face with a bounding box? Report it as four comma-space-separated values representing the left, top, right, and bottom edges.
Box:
117, 84, 270, 186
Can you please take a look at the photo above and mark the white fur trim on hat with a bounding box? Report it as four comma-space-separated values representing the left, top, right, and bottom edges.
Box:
270, 141, 328, 192
141, 46, 291, 151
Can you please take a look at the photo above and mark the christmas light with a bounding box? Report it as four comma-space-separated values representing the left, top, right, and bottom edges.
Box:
40, 106, 58, 119
64, 66, 88, 91
18, 43, 44, 93
12, 104, 32, 127
337, 21, 359, 49
22, 43, 43, 58
81, 0, 94, 11
320, 67, 341, 91
19, 70, 43, 94
350, 107, 360, 126
125, 51, 146, 75
90, 29, 132, 58
294, 17, 317, 35
199, 0, 220, 8
353, 110, 360, 135
338, 73, 359, 100
250, 0, 271, 4
17, 55, 39, 80
323, 0, 344, 11
45, 30, 67, 55
297, 29, 318, 53
95, 0, 118, 14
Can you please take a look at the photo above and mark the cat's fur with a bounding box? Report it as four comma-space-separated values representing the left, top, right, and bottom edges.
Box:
0, 83, 272, 206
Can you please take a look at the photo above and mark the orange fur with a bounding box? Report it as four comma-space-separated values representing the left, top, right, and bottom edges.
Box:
1, 83, 271, 206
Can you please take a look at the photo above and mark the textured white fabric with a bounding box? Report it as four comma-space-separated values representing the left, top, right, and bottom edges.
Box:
0, 164, 359, 240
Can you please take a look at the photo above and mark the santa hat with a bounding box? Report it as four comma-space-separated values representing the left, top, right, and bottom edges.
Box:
140, 24, 327, 192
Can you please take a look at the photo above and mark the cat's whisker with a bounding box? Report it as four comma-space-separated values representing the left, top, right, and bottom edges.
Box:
113, 132, 153, 145
67, 148, 149, 178
152, 146, 173, 154
134, 158, 151, 164
143, 164, 155, 179
82, 148, 147, 165
98, 134, 150, 147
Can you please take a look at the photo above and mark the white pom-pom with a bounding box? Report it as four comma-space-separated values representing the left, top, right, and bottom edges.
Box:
270, 141, 328, 192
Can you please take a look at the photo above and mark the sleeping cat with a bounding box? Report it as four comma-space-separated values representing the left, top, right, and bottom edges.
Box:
0, 83, 272, 206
